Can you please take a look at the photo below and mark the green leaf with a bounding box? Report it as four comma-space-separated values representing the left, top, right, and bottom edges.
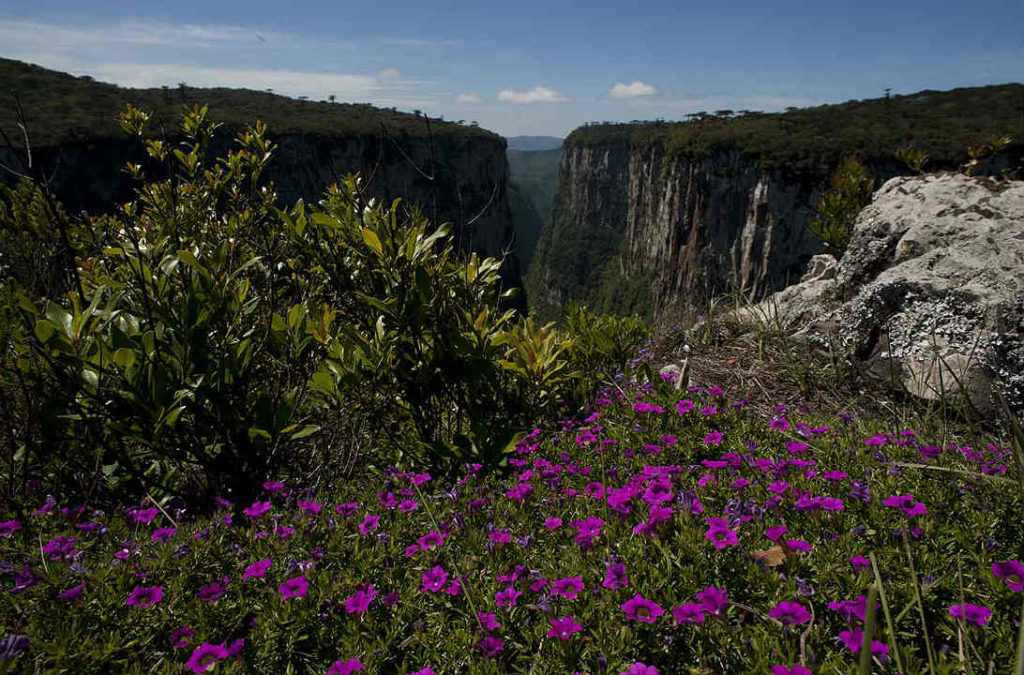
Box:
113, 348, 137, 370
361, 228, 383, 256
33, 319, 57, 344
289, 424, 320, 440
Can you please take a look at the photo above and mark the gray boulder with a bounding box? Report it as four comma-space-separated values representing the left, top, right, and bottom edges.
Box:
749, 172, 1024, 418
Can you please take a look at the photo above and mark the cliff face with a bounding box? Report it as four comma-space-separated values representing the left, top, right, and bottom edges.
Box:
1, 131, 521, 298
527, 141, 822, 318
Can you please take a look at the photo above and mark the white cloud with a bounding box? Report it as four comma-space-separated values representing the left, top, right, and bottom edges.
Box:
497, 86, 569, 103
609, 81, 658, 99
456, 93, 484, 104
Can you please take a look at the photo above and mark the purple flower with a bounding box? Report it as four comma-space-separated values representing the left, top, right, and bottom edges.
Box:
495, 586, 521, 608
326, 658, 365, 674
765, 526, 788, 542
151, 527, 177, 543
58, 583, 85, 603
172, 626, 195, 648
478, 636, 504, 658
543, 517, 563, 530
358, 515, 379, 536
771, 666, 811, 675
992, 560, 1023, 591
243, 559, 272, 580
417, 530, 446, 550
263, 480, 285, 493
621, 594, 664, 623
770, 601, 811, 626
672, 602, 705, 624
547, 616, 582, 640
186, 643, 227, 673
126, 585, 163, 608
298, 500, 323, 514
198, 582, 226, 602
421, 566, 448, 593
550, 576, 585, 599
848, 555, 870, 571
703, 431, 724, 445
838, 629, 890, 658
477, 611, 501, 631
949, 603, 992, 626
243, 501, 272, 518
603, 562, 629, 590
0, 521, 21, 537
345, 585, 377, 613
696, 586, 729, 616
621, 663, 659, 675
278, 576, 309, 600
704, 518, 739, 549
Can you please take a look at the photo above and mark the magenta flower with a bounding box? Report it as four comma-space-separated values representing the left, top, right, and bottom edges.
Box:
42, 536, 77, 561
672, 602, 705, 624
478, 611, 501, 631
992, 560, 1023, 591
478, 636, 504, 658
769, 418, 790, 432
838, 629, 891, 658
298, 500, 323, 514
547, 616, 582, 640
345, 585, 377, 613
197, 582, 226, 602
622, 594, 664, 623
334, 502, 359, 517
278, 575, 309, 600
151, 527, 177, 543
172, 626, 195, 648
543, 517, 562, 529
765, 526, 788, 542
0, 521, 21, 537
417, 530, 446, 550
621, 663, 659, 675
495, 586, 521, 608
358, 514, 380, 536
222, 638, 244, 658
696, 586, 729, 616
848, 555, 870, 572
58, 583, 85, 603
489, 530, 512, 544
326, 658, 365, 674
703, 430, 724, 445
949, 603, 992, 626
187, 642, 227, 673
770, 601, 811, 626
603, 562, 629, 590
786, 539, 813, 552
551, 576, 585, 599
126, 585, 163, 608
263, 480, 285, 492
409, 669, 435, 675
421, 566, 448, 593
771, 666, 811, 675
704, 518, 739, 549
243, 559, 272, 580
243, 501, 272, 518
829, 596, 868, 622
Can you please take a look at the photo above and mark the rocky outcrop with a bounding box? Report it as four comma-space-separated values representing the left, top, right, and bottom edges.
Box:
527, 142, 824, 318
750, 173, 1024, 418
0, 131, 522, 301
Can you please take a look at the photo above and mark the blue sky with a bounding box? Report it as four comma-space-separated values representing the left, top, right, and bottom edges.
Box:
1, 0, 1020, 136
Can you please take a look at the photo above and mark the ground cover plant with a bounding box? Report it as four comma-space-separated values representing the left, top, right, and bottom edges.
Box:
1, 373, 1021, 673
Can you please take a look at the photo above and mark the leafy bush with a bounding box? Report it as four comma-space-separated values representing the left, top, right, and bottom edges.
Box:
0, 105, 644, 505
808, 157, 874, 258
0, 377, 1020, 673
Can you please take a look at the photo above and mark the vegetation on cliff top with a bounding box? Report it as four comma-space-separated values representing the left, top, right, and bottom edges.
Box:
0, 58, 499, 147
565, 84, 1022, 171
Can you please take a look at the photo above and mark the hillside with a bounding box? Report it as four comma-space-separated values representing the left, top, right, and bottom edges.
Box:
528, 83, 1023, 320
566, 83, 1023, 173
0, 58, 498, 146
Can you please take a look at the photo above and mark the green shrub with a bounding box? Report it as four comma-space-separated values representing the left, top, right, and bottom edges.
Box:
0, 105, 644, 505
808, 156, 874, 257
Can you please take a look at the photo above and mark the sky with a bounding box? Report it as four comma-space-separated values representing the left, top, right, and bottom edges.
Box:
1, 0, 1021, 137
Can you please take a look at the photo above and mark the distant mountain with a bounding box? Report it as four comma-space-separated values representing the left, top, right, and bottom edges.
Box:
506, 135, 563, 152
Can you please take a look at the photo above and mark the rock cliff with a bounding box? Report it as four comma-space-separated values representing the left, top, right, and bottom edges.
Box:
527, 142, 823, 318
747, 173, 1024, 418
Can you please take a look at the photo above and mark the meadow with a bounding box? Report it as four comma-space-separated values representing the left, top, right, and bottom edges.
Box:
2, 374, 1021, 674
